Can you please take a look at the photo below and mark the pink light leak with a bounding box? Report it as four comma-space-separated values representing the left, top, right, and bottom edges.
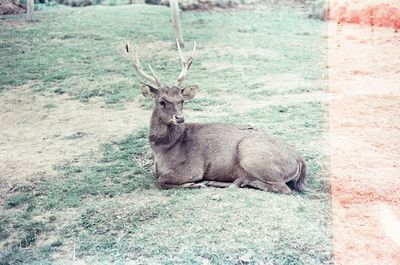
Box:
328, 9, 400, 265
327, 0, 400, 29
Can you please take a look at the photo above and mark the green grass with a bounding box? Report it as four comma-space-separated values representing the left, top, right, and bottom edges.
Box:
0, 4, 326, 107
140, 96, 226, 111
0, 4, 331, 265
1, 103, 332, 264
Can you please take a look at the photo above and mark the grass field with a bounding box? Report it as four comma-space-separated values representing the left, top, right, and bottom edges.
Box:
0, 4, 332, 264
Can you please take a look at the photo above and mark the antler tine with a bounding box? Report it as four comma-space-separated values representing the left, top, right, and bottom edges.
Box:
175, 39, 196, 86
176, 39, 185, 66
191, 40, 197, 59
148, 64, 162, 87
125, 42, 162, 87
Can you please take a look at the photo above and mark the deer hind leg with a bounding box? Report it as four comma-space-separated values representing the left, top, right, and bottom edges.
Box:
245, 180, 292, 194
229, 177, 252, 188
235, 158, 292, 194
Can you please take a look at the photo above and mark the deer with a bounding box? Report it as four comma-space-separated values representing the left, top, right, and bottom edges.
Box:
125, 41, 306, 194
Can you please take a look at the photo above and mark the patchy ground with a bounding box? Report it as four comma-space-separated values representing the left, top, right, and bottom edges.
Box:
1, 4, 333, 264
0, 85, 149, 187
3, 3, 397, 265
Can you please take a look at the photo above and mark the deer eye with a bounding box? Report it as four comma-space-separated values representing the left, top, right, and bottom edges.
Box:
159, 101, 166, 108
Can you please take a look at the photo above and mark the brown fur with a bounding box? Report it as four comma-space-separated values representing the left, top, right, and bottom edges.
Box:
142, 85, 306, 194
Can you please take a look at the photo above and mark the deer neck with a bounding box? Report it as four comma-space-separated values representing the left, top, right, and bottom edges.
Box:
149, 109, 186, 149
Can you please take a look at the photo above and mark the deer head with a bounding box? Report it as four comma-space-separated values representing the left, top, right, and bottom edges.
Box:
126, 40, 198, 125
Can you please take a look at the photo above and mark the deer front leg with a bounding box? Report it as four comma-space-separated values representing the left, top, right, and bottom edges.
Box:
158, 181, 207, 189
200, 181, 232, 188
157, 170, 205, 190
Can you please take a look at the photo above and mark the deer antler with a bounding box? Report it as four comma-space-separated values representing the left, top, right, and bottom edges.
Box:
126, 42, 162, 87
175, 39, 196, 86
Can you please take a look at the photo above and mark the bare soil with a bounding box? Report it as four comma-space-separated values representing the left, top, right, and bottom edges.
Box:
0, 85, 150, 194
0, 79, 323, 190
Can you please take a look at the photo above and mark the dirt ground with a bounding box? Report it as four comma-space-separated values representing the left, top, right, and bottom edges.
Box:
0, 87, 150, 195
0, 80, 326, 194
328, 21, 400, 264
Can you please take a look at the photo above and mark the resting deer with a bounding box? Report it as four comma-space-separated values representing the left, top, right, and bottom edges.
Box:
125, 41, 306, 194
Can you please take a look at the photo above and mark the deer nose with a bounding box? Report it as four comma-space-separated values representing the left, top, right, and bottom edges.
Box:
175, 114, 185, 124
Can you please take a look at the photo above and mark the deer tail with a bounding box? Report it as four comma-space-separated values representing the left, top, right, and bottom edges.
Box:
289, 159, 307, 192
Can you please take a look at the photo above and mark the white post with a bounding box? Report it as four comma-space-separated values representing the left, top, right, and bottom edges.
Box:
26, 0, 35, 22
170, 0, 184, 47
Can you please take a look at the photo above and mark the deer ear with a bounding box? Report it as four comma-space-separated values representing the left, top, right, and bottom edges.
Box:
140, 83, 158, 99
181, 85, 198, 101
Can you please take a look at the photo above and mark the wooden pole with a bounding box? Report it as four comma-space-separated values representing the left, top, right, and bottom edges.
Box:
169, 0, 184, 47
26, 0, 35, 22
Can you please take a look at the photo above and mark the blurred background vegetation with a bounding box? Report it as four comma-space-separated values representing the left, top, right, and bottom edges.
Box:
4, 0, 326, 14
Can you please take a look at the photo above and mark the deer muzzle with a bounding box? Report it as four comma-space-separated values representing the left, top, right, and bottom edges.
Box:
174, 114, 185, 124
